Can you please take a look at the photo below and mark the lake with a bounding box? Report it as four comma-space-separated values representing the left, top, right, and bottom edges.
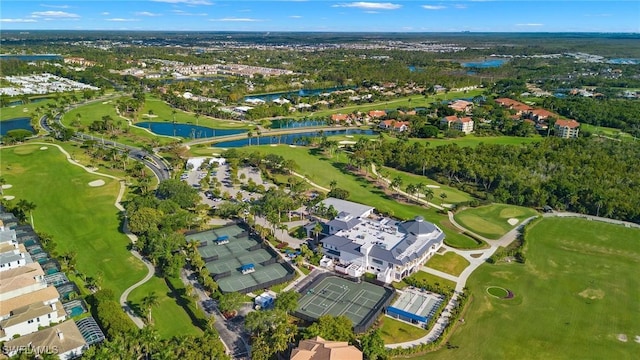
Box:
270, 119, 328, 129
4, 97, 51, 107
1, 118, 34, 136
136, 122, 246, 139
461, 59, 507, 68
244, 86, 356, 102
0, 54, 62, 62
213, 129, 375, 148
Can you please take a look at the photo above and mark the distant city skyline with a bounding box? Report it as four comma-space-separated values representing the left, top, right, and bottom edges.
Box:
1, 1, 639, 33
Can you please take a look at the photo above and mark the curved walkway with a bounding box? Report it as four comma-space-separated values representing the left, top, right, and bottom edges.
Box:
6, 142, 155, 329
370, 164, 444, 210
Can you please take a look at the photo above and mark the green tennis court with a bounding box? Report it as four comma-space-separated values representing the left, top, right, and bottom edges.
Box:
218, 263, 291, 293
205, 249, 272, 275
296, 276, 391, 329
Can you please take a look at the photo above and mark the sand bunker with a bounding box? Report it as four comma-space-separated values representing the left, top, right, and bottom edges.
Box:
143, 114, 158, 118
102, 101, 112, 104
426, 184, 440, 188
3, 196, 15, 200
88, 179, 105, 187
270, 144, 277, 147
23, 108, 29, 112
345, 135, 354, 138
617, 334, 628, 342
40, 146, 48, 150
579, 288, 605, 300
1, 184, 13, 190
289, 145, 296, 148
441, 203, 453, 208
339, 140, 356, 145
507, 218, 519, 226
635, 335, 640, 343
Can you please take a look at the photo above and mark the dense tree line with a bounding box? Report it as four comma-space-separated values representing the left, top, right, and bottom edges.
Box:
351, 137, 640, 223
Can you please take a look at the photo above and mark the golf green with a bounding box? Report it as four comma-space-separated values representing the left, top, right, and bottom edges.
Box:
453, 204, 538, 239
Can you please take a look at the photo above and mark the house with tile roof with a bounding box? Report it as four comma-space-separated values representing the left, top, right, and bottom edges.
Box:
554, 119, 580, 138
441, 116, 474, 134
290, 336, 362, 360
379, 120, 410, 132
2, 320, 87, 360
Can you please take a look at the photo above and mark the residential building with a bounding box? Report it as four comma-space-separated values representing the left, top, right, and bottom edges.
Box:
0, 223, 32, 273
368, 110, 386, 119
441, 116, 474, 134
554, 119, 580, 138
290, 336, 363, 360
0, 263, 47, 301
317, 199, 444, 283
494, 98, 533, 116
0, 286, 65, 341
2, 320, 87, 360
379, 120, 410, 132
330, 113, 349, 122
448, 99, 473, 113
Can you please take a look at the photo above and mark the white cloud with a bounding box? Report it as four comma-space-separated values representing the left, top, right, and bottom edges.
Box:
422, 5, 446, 10
209, 17, 263, 22
135, 11, 162, 17
151, 0, 212, 5
289, 15, 303, 18
333, 2, 402, 10
516, 23, 544, 27
40, 4, 70, 9
1, 18, 38, 23
454, 4, 468, 9
101, 12, 110, 16
106, 18, 140, 22
31, 11, 79, 18
172, 10, 208, 16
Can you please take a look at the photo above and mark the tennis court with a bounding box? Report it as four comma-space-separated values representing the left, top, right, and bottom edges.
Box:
295, 276, 394, 331
187, 224, 295, 294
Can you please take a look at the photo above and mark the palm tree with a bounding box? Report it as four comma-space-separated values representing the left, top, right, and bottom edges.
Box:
0, 176, 5, 195
390, 176, 403, 199
142, 291, 159, 324
17, 199, 37, 228
423, 188, 435, 205
313, 222, 323, 242
440, 192, 448, 205
406, 183, 417, 202
329, 180, 338, 190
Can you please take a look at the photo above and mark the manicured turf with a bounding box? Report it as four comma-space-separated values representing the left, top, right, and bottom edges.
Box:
128, 276, 202, 339
0, 98, 55, 121
236, 145, 479, 249
419, 218, 640, 360
453, 204, 539, 239
380, 166, 474, 204
379, 316, 428, 344
140, 97, 250, 130
486, 286, 509, 298
0, 144, 146, 298
425, 252, 470, 277
395, 271, 456, 291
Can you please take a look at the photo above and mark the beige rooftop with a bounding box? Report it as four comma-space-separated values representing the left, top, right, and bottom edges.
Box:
290, 336, 363, 360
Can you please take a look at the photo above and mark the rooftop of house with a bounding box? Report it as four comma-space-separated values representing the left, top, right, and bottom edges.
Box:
555, 119, 581, 128
0, 227, 17, 244
368, 110, 387, 118
0, 286, 60, 317
0, 301, 64, 329
0, 263, 45, 295
2, 320, 86, 356
290, 336, 362, 360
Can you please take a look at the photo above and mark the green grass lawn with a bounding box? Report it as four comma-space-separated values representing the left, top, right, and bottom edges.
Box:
394, 271, 457, 291
418, 218, 640, 360
425, 252, 470, 277
454, 204, 539, 239
128, 276, 203, 339
1, 98, 56, 121
380, 166, 474, 204
380, 316, 428, 344
237, 145, 480, 249
140, 97, 251, 130
0, 144, 146, 298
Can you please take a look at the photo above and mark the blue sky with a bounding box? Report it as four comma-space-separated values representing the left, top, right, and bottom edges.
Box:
1, 1, 638, 32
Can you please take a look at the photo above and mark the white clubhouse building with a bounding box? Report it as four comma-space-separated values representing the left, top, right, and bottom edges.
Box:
312, 198, 445, 283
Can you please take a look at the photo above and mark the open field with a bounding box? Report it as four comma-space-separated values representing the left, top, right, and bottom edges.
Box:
425, 252, 470, 277
0, 144, 146, 298
380, 166, 474, 204
1, 98, 55, 121
128, 276, 203, 339
418, 218, 640, 360
581, 123, 636, 141
380, 316, 428, 344
234, 145, 480, 249
140, 97, 251, 130
453, 204, 539, 239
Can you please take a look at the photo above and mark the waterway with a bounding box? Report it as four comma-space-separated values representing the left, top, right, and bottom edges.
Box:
1, 117, 35, 136
244, 86, 355, 102
214, 129, 375, 148
0, 54, 62, 62
270, 119, 328, 129
136, 122, 246, 139
461, 59, 507, 68
4, 97, 51, 107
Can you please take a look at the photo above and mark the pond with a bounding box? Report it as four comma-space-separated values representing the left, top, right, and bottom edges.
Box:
461, 59, 507, 68
244, 86, 356, 102
214, 129, 375, 148
136, 122, 246, 139
4, 97, 50, 107
1, 117, 34, 136
270, 119, 328, 129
